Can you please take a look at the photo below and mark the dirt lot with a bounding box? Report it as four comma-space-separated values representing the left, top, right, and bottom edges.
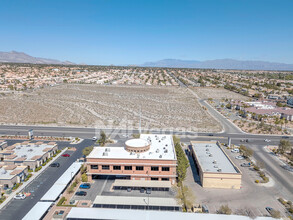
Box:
193, 87, 249, 100
0, 84, 221, 132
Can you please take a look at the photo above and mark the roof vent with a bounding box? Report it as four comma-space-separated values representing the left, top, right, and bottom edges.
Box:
164, 149, 168, 153
217, 168, 222, 172
209, 154, 213, 157
165, 144, 168, 147
159, 155, 162, 158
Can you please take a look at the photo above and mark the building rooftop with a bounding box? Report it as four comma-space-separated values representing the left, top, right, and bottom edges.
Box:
1, 142, 57, 162
87, 134, 176, 161
0, 165, 27, 180
191, 141, 239, 174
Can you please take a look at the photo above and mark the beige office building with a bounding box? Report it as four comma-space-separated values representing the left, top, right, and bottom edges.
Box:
190, 141, 242, 189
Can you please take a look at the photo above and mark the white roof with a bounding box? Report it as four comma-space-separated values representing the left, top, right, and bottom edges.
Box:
22, 202, 52, 220
191, 142, 238, 174
0, 166, 26, 180
87, 134, 176, 160
66, 208, 273, 220
125, 138, 149, 148
93, 196, 180, 207
6, 143, 55, 161
40, 162, 82, 201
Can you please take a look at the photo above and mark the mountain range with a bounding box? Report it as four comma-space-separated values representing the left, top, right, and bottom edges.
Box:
0, 51, 75, 65
142, 59, 293, 71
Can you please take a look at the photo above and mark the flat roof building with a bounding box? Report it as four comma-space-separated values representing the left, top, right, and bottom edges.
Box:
86, 134, 177, 185
190, 141, 242, 189
0, 141, 58, 170
0, 164, 28, 190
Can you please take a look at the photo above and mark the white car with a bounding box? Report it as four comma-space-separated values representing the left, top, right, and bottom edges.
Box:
235, 155, 245, 160
14, 194, 26, 200
264, 139, 271, 142
231, 149, 240, 153
92, 137, 97, 141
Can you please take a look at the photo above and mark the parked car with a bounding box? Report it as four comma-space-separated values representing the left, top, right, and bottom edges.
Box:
282, 136, 289, 139
62, 153, 70, 157
208, 134, 214, 136
14, 194, 26, 200
265, 207, 273, 215
92, 136, 97, 141
79, 183, 91, 189
146, 188, 152, 194
240, 139, 245, 142
202, 204, 209, 213
50, 163, 60, 167
235, 155, 245, 160
231, 149, 240, 153
127, 187, 132, 192
140, 188, 145, 193
241, 162, 252, 167
264, 139, 271, 142
75, 191, 87, 196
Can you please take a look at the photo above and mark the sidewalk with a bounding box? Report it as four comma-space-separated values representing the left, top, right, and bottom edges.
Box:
0, 147, 68, 210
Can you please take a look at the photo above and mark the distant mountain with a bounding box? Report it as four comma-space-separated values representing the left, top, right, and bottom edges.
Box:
0, 51, 75, 65
141, 58, 293, 71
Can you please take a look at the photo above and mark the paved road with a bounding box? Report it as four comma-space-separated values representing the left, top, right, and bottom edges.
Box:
0, 139, 93, 220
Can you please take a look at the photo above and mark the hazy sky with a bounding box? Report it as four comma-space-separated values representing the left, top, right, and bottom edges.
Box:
0, 0, 292, 65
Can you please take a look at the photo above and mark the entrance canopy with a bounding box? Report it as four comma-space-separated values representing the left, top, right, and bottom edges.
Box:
113, 179, 171, 188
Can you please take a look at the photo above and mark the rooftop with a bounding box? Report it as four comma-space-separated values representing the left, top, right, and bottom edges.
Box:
191, 141, 239, 174
1, 142, 57, 162
87, 134, 176, 161
0, 165, 27, 180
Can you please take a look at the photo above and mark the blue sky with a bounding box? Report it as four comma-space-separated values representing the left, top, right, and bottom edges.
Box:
0, 0, 292, 65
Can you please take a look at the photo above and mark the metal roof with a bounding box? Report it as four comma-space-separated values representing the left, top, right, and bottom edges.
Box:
22, 202, 52, 220
113, 179, 171, 188
66, 207, 273, 220
93, 196, 180, 207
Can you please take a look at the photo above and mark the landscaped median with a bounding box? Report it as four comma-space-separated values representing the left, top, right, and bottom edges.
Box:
0, 147, 68, 210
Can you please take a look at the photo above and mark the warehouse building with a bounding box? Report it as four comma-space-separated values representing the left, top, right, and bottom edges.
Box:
190, 141, 242, 189
86, 134, 177, 187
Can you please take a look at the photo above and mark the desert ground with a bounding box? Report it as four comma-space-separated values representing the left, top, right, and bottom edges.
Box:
0, 84, 222, 132
193, 87, 249, 100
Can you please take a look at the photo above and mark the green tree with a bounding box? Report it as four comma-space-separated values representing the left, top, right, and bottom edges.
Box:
175, 185, 195, 211
218, 205, 232, 215
81, 173, 88, 182
278, 140, 291, 154
82, 146, 94, 156
173, 136, 189, 185
98, 130, 107, 146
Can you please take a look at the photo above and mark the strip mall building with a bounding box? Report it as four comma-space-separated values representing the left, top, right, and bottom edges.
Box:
86, 134, 177, 185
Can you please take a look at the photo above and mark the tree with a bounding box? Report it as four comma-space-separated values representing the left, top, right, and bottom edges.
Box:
226, 103, 232, 109
81, 173, 88, 182
82, 146, 94, 156
278, 140, 291, 154
98, 130, 107, 146
270, 210, 281, 219
173, 136, 189, 185
218, 205, 232, 215
175, 185, 195, 211
239, 145, 253, 158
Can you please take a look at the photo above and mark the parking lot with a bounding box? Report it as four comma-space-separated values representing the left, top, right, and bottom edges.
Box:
183, 143, 288, 218
72, 175, 176, 203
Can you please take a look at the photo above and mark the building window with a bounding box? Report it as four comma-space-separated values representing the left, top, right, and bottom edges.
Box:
124, 166, 132, 170
136, 166, 144, 171
151, 177, 159, 181
162, 178, 169, 181
162, 167, 170, 171
113, 166, 121, 170
151, 166, 159, 171
91, 165, 98, 169
102, 165, 110, 170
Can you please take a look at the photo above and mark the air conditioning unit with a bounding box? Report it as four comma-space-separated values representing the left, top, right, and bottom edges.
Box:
103, 152, 108, 156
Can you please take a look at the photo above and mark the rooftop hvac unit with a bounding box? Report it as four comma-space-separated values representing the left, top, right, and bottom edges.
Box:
165, 144, 168, 147
213, 160, 217, 164
137, 154, 140, 158
209, 154, 213, 157
28, 149, 33, 152
105, 148, 110, 152
35, 145, 40, 147
103, 152, 108, 156
16, 147, 21, 150
130, 152, 135, 155
156, 149, 160, 153
214, 165, 218, 168
164, 149, 168, 153
217, 168, 222, 172
206, 148, 209, 151
22, 155, 27, 157
205, 145, 209, 147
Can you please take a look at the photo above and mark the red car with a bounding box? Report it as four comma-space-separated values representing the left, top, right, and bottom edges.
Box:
62, 153, 70, 157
